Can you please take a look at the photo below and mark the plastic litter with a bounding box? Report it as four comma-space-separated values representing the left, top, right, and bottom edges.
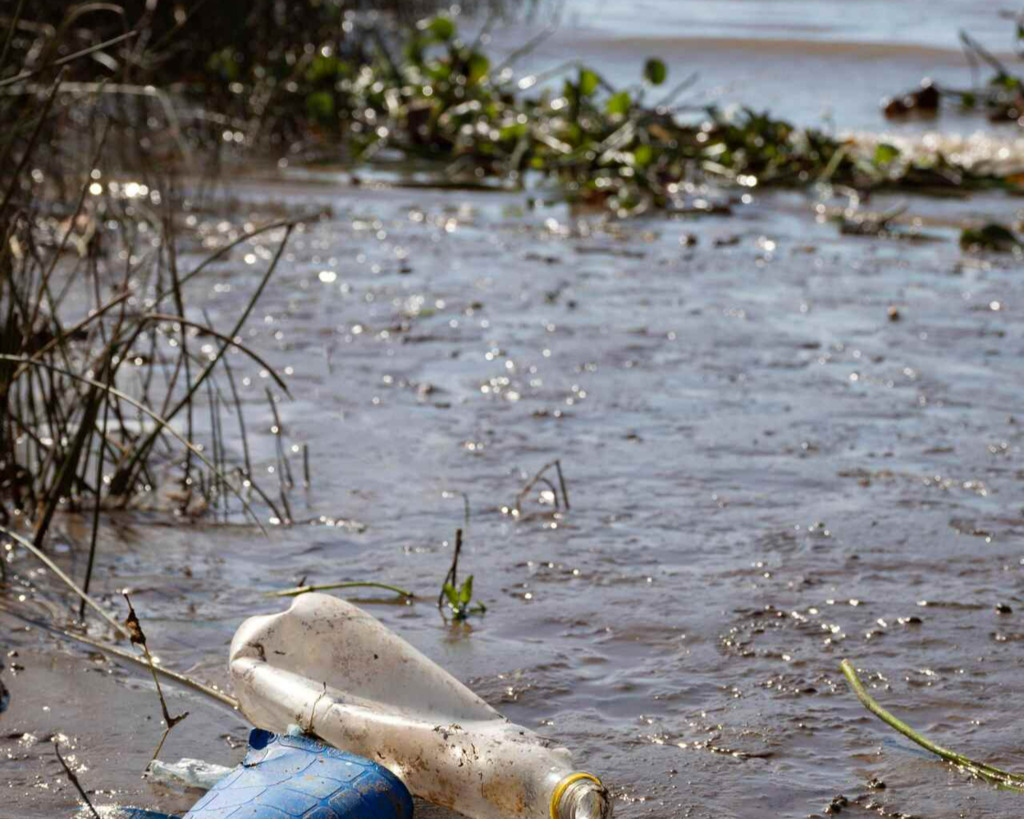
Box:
146, 757, 233, 791
230, 593, 613, 819
183, 729, 412, 818
115, 729, 412, 819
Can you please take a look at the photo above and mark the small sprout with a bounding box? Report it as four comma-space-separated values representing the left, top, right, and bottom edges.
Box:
437, 528, 486, 622
442, 575, 487, 621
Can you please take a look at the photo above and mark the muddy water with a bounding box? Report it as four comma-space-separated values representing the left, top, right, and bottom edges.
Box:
493, 0, 1020, 132
3, 176, 1024, 819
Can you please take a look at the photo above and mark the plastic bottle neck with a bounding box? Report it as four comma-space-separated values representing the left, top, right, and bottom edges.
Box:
552, 773, 613, 819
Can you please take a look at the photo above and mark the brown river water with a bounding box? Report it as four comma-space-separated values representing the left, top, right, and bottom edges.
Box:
3, 6, 1024, 819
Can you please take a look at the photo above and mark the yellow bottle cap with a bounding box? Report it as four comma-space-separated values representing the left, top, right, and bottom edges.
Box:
550, 772, 604, 819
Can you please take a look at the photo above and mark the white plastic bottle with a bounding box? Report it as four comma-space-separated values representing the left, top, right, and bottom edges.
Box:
230, 593, 612, 819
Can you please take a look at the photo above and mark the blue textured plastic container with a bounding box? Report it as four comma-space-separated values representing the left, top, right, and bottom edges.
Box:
120, 729, 413, 819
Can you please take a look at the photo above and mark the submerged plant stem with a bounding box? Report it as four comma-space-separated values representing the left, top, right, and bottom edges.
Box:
0, 354, 268, 533
840, 659, 1024, 791
269, 581, 414, 599
0, 525, 128, 639
123, 593, 189, 762
0, 599, 238, 709
54, 742, 101, 819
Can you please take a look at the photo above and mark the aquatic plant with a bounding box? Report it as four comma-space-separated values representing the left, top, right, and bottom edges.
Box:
884, 25, 1024, 123
6, 5, 1015, 220
510, 459, 570, 518
54, 740, 101, 819
438, 528, 486, 621
442, 574, 486, 621
841, 659, 1024, 792
274, 14, 1003, 215
0, 1, 511, 157
0, 182, 299, 535
269, 581, 415, 600
349, 17, 1021, 211
0, 6, 310, 638
124, 592, 189, 761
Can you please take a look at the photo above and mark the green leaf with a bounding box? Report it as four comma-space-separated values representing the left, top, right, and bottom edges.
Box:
873, 143, 900, 165
579, 68, 599, 97
499, 123, 528, 141
633, 144, 653, 167
443, 582, 460, 608
427, 15, 456, 42
643, 58, 667, 86
467, 53, 490, 85
306, 55, 344, 84
459, 575, 474, 605
403, 37, 426, 66
426, 60, 453, 82
989, 73, 1020, 91
306, 91, 335, 122
606, 91, 631, 117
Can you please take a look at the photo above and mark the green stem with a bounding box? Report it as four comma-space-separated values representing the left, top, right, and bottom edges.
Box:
268, 581, 414, 600
840, 659, 1024, 790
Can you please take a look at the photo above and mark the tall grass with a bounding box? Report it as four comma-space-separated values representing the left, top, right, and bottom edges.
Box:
0, 6, 305, 625
0, 179, 299, 535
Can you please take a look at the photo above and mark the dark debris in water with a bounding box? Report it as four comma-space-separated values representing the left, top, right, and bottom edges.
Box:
883, 27, 1024, 125
959, 221, 1023, 253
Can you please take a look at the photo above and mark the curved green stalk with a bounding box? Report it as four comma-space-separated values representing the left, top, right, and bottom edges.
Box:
840, 659, 1024, 791
268, 581, 414, 600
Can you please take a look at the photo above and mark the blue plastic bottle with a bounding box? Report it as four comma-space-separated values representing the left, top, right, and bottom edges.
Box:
120, 729, 413, 819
